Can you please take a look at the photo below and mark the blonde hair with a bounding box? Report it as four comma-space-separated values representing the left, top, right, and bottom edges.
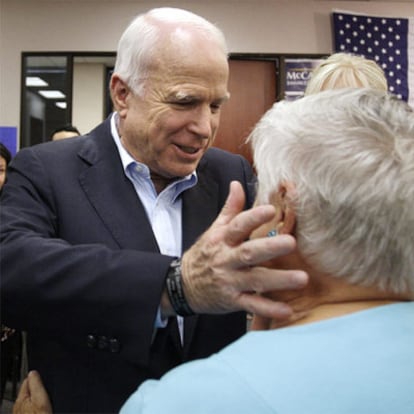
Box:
305, 53, 388, 95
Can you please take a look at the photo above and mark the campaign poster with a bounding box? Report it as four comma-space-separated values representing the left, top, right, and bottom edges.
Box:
284, 58, 324, 101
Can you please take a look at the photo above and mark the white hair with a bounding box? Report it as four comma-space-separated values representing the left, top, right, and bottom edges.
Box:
113, 7, 228, 96
249, 88, 414, 294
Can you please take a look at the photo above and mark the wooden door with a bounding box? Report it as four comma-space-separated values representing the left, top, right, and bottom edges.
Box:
213, 59, 278, 165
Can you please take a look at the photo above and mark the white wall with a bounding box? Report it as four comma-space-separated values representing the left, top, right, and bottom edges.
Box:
1, 0, 413, 134
73, 62, 106, 135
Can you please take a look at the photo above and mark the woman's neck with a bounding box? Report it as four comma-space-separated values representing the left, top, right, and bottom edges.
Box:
251, 268, 411, 331
252, 297, 408, 331
286, 298, 403, 327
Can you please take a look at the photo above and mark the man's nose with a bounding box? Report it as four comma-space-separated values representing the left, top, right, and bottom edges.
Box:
188, 105, 214, 139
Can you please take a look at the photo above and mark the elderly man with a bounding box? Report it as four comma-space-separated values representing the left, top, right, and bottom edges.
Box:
1, 7, 306, 413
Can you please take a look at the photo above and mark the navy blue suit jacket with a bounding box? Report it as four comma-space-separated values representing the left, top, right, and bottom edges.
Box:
0, 117, 256, 413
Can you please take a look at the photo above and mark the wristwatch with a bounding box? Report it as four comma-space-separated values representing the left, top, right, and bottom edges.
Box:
165, 258, 195, 317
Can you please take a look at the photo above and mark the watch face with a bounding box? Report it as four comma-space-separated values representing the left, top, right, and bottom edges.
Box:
169, 259, 182, 278
170, 258, 181, 268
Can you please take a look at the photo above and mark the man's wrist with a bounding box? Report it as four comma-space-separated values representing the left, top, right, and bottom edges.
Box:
165, 258, 195, 317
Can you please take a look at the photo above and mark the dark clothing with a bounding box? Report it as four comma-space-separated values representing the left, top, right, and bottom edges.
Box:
0, 117, 256, 413
0, 329, 22, 403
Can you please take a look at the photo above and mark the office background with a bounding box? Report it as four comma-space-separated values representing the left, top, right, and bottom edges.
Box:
1, 0, 413, 147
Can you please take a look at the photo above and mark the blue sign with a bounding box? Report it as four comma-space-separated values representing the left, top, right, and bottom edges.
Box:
0, 126, 18, 156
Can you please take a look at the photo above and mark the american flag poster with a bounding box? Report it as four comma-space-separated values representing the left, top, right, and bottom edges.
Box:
333, 11, 414, 107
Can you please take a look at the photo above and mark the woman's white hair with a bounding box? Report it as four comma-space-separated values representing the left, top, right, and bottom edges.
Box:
113, 7, 228, 96
249, 88, 414, 294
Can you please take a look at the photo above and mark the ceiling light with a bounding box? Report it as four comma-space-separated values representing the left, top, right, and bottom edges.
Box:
55, 102, 67, 109
26, 76, 49, 87
38, 90, 66, 99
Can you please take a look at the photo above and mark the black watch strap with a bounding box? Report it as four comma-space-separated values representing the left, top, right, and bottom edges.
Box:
165, 259, 195, 317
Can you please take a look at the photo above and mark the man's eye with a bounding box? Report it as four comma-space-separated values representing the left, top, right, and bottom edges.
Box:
171, 100, 195, 108
210, 103, 221, 113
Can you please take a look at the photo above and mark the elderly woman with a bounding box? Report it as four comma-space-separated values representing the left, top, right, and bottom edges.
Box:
121, 88, 414, 413
14, 88, 414, 413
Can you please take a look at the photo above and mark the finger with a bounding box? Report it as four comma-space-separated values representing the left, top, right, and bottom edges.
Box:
27, 370, 45, 396
238, 293, 294, 320
211, 181, 246, 228
250, 315, 272, 330
244, 267, 308, 293
225, 203, 277, 246
228, 234, 297, 268
14, 377, 29, 404
27, 370, 53, 411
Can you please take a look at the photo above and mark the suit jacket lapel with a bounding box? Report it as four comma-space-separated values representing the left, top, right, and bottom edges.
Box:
77, 118, 159, 252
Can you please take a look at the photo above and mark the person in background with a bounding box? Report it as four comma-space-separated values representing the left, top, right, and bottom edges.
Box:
0, 142, 11, 190
117, 88, 414, 413
50, 124, 80, 141
0, 142, 22, 409
305, 52, 388, 94
1, 7, 306, 413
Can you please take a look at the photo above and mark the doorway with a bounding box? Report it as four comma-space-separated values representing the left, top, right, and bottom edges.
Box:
214, 57, 278, 165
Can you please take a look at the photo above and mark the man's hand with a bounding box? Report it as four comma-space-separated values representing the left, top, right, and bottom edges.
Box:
13, 371, 52, 414
180, 181, 308, 321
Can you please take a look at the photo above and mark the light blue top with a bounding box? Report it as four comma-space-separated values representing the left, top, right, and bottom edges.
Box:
120, 302, 414, 414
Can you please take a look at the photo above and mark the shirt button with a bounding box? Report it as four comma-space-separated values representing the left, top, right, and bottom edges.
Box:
109, 338, 121, 353
86, 334, 97, 349
97, 336, 109, 350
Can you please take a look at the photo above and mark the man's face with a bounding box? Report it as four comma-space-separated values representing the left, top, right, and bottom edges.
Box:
116, 37, 229, 179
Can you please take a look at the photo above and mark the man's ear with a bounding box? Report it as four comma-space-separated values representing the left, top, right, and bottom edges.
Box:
277, 181, 297, 235
110, 74, 130, 117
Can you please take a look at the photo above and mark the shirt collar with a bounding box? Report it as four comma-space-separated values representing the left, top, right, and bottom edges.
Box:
110, 113, 198, 196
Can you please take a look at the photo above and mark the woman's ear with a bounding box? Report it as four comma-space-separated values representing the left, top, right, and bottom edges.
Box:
277, 181, 297, 235
110, 74, 130, 117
